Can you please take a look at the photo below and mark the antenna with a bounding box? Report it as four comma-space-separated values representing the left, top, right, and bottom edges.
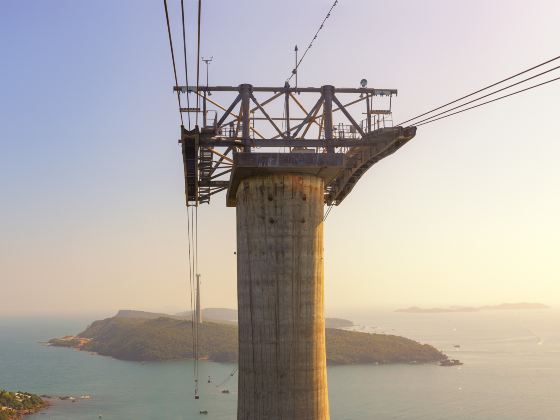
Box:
202, 56, 213, 91
201, 56, 213, 127
294, 45, 298, 89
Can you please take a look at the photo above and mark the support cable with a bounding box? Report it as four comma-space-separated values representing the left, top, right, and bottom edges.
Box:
195, 0, 202, 126
323, 203, 334, 221
168, 0, 199, 401
163, 0, 184, 125
398, 54, 560, 126
194, 205, 200, 398
215, 367, 238, 388
169, 0, 196, 396
287, 0, 339, 83
180, 0, 191, 129
186, 205, 196, 396
415, 75, 560, 127
191, 205, 199, 398
181, 135, 196, 399
409, 64, 560, 126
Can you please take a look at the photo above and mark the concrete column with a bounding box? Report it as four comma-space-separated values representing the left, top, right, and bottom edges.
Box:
236, 174, 329, 420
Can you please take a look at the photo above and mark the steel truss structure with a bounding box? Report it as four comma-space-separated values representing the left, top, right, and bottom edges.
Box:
175, 84, 416, 206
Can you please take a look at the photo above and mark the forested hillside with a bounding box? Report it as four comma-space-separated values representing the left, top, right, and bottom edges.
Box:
50, 315, 446, 365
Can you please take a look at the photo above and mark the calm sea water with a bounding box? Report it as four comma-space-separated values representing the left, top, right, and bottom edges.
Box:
1, 310, 559, 419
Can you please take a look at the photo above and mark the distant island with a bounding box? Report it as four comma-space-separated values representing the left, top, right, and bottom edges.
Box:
49, 310, 448, 366
114, 308, 354, 329
396, 302, 549, 313
0, 389, 46, 420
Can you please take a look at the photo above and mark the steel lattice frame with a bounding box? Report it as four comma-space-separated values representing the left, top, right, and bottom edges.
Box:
175, 84, 416, 206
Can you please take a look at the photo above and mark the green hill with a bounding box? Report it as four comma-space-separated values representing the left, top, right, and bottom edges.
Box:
115, 308, 352, 328
0, 389, 46, 420
49, 315, 446, 365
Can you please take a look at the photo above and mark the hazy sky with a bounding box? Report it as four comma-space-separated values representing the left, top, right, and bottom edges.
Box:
1, 0, 559, 316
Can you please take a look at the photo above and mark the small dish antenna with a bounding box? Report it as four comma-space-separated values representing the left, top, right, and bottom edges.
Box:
360, 78, 368, 88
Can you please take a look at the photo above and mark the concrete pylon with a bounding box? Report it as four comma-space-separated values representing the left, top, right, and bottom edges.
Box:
236, 174, 329, 420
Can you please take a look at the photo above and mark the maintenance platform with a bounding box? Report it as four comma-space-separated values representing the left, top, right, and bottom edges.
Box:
176, 83, 416, 207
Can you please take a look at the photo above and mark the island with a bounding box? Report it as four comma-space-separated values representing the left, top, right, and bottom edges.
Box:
0, 390, 46, 420
479, 302, 549, 310
115, 308, 354, 328
396, 302, 549, 313
49, 310, 447, 366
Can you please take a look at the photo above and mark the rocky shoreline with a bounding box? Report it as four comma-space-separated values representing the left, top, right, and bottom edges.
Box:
0, 388, 95, 420
0, 390, 48, 420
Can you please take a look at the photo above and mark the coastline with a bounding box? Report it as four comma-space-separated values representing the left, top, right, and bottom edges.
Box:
3, 312, 559, 419
47, 316, 448, 366
0, 396, 49, 420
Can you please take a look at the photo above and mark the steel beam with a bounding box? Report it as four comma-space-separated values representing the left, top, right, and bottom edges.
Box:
175, 85, 398, 96
196, 127, 410, 148
240, 84, 252, 152
322, 85, 334, 153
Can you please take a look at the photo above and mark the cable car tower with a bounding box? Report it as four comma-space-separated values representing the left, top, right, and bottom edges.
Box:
174, 81, 416, 419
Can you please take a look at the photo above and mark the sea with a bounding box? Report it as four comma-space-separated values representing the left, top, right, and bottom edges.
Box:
1, 309, 559, 420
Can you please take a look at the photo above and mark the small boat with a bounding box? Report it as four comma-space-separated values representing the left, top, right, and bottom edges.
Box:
221, 389, 230, 394
200, 410, 208, 415
453, 344, 461, 348
440, 358, 463, 367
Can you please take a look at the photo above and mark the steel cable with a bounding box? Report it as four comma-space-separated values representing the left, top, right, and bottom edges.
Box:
181, 0, 191, 129
195, 0, 202, 126
416, 75, 560, 127
398, 55, 560, 126
287, 0, 339, 83
163, 0, 184, 125
410, 63, 560, 126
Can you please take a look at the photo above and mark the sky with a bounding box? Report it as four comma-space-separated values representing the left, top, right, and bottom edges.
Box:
1, 0, 559, 317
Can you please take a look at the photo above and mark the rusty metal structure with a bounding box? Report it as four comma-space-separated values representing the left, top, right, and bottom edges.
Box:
175, 84, 416, 207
